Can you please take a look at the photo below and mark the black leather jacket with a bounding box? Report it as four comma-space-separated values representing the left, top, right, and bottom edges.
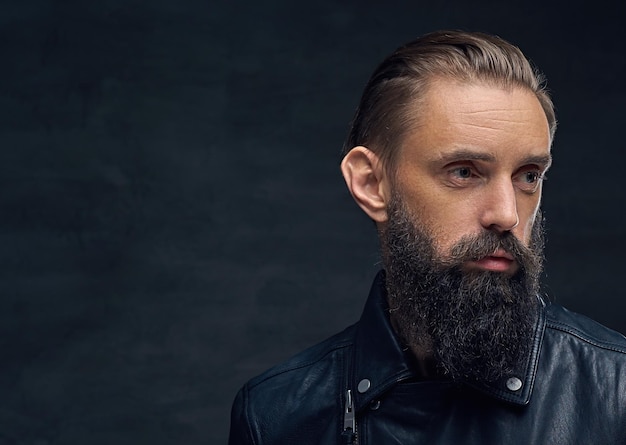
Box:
229, 272, 626, 444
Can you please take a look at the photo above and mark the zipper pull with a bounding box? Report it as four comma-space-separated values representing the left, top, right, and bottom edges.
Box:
341, 389, 357, 444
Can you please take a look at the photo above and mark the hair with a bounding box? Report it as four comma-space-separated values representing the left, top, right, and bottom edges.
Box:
342, 30, 557, 170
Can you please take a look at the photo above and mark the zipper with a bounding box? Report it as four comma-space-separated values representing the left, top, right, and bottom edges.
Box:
342, 389, 358, 444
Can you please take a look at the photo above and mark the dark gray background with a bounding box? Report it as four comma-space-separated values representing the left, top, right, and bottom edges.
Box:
2, 1, 625, 444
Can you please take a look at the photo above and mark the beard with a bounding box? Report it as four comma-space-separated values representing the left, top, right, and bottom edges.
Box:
381, 194, 545, 384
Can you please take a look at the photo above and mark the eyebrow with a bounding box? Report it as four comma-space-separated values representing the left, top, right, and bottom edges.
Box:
433, 149, 553, 170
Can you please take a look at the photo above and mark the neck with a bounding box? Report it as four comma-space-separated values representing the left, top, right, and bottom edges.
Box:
409, 340, 440, 379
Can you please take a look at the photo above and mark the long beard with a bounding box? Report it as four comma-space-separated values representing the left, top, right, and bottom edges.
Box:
381, 195, 545, 383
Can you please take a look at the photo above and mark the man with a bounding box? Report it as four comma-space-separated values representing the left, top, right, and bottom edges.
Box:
228, 30, 626, 444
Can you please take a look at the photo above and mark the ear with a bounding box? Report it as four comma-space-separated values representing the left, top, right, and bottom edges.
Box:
340, 146, 390, 223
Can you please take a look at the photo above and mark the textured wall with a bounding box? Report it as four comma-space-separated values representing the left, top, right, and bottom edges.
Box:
2, 1, 625, 443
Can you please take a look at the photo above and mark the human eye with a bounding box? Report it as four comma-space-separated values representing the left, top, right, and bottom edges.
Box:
515, 169, 545, 193
442, 164, 481, 188
523, 171, 540, 183
449, 165, 474, 179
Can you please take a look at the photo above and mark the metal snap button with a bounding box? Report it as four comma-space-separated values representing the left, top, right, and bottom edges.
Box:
357, 378, 371, 393
506, 377, 522, 392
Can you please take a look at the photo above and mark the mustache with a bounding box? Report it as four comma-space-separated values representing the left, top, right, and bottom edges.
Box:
443, 231, 542, 272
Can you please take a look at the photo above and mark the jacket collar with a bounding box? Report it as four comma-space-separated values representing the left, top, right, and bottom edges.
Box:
350, 270, 546, 412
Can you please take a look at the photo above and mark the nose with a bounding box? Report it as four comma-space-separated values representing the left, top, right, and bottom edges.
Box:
479, 179, 519, 234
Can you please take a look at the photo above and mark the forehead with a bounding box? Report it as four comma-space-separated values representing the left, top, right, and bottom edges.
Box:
399, 78, 551, 164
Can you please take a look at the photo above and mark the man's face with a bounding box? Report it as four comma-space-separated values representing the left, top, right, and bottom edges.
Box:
380, 78, 552, 382
390, 78, 552, 271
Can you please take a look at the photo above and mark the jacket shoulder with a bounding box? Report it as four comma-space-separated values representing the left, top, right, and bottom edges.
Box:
544, 303, 626, 353
247, 323, 355, 389
229, 325, 356, 444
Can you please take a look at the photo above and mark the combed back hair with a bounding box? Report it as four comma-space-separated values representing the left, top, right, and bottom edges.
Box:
342, 30, 557, 170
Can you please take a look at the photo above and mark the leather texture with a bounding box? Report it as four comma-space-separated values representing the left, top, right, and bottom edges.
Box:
229, 271, 626, 444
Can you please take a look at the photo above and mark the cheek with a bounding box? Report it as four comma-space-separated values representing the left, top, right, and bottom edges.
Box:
411, 194, 484, 255
516, 207, 541, 246
423, 216, 474, 257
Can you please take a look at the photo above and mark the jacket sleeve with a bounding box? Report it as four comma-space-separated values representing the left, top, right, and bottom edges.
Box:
228, 384, 256, 445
